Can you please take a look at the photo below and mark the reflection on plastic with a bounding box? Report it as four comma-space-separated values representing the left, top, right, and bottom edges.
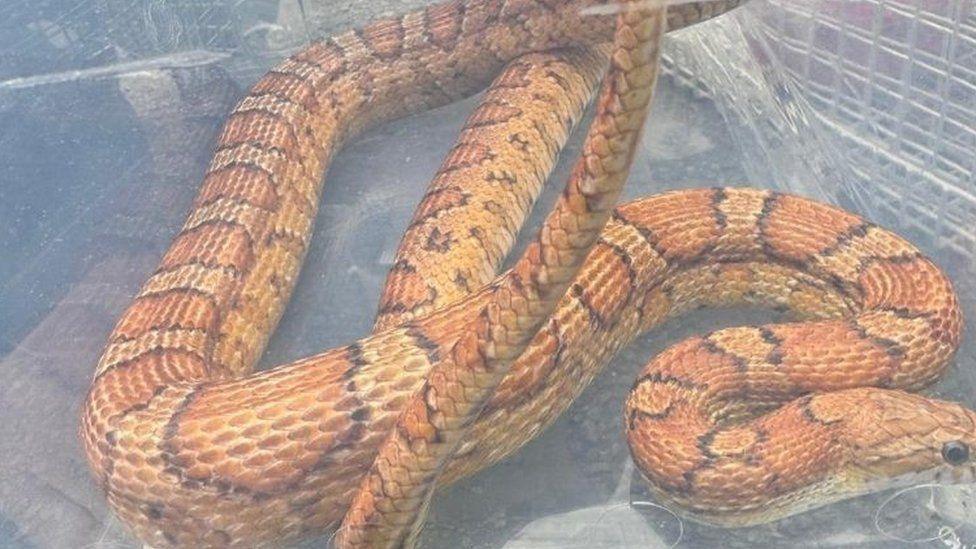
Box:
502, 462, 685, 548
874, 484, 976, 544
939, 526, 976, 549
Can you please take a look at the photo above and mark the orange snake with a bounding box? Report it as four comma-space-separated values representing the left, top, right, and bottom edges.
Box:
79, 1, 972, 547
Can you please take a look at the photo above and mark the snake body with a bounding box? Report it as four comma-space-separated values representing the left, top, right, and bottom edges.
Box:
80, 1, 973, 547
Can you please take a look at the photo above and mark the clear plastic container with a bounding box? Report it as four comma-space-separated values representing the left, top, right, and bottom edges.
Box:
1, 1, 973, 547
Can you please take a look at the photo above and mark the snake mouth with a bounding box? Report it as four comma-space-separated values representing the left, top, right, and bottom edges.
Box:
653, 462, 976, 529
938, 463, 976, 486
645, 477, 849, 528
853, 450, 976, 501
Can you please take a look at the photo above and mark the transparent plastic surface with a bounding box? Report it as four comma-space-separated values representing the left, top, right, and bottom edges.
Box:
1, 1, 974, 547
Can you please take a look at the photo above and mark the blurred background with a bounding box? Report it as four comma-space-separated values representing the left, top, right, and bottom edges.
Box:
1, 0, 974, 547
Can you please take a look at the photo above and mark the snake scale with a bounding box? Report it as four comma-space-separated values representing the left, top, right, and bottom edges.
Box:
79, 1, 973, 547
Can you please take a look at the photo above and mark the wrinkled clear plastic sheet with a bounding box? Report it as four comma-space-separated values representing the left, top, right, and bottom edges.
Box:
1, 0, 974, 547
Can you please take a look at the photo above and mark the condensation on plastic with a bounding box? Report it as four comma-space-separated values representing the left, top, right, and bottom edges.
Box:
0, 1, 974, 548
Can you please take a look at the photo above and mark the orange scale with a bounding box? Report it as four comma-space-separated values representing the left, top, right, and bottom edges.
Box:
229, 467, 265, 490
134, 468, 158, 485
270, 414, 301, 431
197, 165, 278, 210
226, 410, 256, 428
272, 441, 306, 462
184, 462, 213, 479
708, 427, 762, 458
251, 69, 316, 103
704, 461, 767, 489
121, 451, 144, 467
630, 381, 680, 417
176, 433, 214, 452
110, 461, 135, 482
94, 370, 159, 416
161, 223, 253, 273
262, 460, 302, 482
257, 433, 289, 451
227, 442, 254, 457
303, 431, 339, 452
289, 451, 321, 472
242, 451, 274, 470
197, 416, 228, 432
292, 41, 343, 81
240, 423, 270, 439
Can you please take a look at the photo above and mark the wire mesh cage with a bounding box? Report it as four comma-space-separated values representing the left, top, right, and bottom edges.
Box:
663, 0, 976, 264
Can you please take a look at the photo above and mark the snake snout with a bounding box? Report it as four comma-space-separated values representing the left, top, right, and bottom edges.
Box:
856, 396, 976, 488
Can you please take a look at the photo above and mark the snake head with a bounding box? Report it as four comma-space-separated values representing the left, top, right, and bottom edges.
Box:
837, 388, 976, 491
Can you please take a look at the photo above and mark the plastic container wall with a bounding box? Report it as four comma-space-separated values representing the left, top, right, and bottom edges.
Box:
1, 1, 974, 547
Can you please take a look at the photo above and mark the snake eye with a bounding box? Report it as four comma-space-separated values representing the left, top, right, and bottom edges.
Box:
942, 441, 970, 465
